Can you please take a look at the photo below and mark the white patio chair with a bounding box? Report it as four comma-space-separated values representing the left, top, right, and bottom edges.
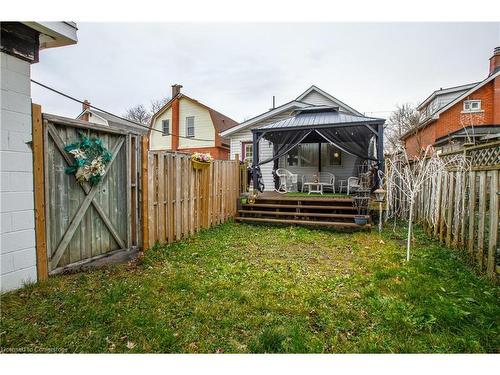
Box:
319, 172, 335, 193
339, 177, 360, 195
275, 168, 298, 193
301, 174, 316, 192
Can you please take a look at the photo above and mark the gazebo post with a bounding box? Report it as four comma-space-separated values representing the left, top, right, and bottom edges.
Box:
318, 142, 322, 173
377, 123, 384, 184
252, 131, 260, 192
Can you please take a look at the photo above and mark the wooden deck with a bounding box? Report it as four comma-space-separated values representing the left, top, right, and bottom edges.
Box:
236, 191, 371, 230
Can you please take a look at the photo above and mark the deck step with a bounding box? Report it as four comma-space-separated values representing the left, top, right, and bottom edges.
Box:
255, 196, 353, 203
242, 203, 355, 210
238, 210, 366, 219
235, 216, 370, 229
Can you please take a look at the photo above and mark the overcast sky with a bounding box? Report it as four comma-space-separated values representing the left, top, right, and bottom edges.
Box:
32, 22, 500, 122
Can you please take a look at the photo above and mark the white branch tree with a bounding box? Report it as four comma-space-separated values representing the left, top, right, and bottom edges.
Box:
385, 145, 466, 261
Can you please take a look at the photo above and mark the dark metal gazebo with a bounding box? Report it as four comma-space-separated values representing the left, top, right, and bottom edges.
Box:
250, 106, 385, 192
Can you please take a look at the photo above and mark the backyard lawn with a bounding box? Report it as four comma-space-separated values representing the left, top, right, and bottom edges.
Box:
1, 222, 498, 353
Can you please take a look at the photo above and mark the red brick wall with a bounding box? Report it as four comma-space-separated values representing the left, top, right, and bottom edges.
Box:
171, 98, 180, 151
404, 122, 436, 158
404, 80, 497, 156
177, 146, 230, 160
434, 81, 494, 140
494, 76, 500, 124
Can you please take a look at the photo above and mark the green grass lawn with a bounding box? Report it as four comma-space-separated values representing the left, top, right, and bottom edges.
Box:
1, 223, 498, 353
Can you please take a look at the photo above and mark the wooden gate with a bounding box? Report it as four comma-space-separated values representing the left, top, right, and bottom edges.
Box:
33, 106, 144, 277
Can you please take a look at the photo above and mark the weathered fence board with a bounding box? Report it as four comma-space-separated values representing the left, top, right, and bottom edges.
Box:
146, 151, 240, 247
387, 141, 500, 281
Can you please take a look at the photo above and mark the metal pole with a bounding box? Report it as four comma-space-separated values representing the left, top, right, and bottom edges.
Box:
378, 201, 383, 234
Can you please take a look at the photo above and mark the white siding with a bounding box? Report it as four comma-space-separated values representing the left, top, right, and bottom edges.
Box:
300, 91, 338, 106
228, 109, 297, 191
150, 107, 172, 151
1, 52, 37, 291
178, 99, 215, 149
150, 98, 216, 151
86, 112, 108, 126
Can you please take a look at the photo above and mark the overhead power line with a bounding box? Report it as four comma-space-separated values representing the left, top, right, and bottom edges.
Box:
30, 79, 216, 142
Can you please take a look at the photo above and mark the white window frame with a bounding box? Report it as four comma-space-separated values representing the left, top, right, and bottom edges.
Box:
463, 100, 481, 112
162, 119, 169, 136
242, 142, 253, 162
186, 116, 195, 138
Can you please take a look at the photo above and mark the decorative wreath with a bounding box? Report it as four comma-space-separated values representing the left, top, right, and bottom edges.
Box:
64, 132, 112, 186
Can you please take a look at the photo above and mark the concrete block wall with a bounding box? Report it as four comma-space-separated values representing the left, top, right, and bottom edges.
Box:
1, 51, 37, 292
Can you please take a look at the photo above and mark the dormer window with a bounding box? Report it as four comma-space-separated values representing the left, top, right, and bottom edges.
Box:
463, 100, 481, 112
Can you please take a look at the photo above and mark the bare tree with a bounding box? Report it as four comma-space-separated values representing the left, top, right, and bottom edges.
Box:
385, 104, 422, 154
124, 104, 150, 125
124, 97, 170, 125
385, 145, 466, 261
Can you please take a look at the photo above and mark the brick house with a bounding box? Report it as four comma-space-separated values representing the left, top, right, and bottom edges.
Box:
148, 84, 237, 160
402, 47, 500, 157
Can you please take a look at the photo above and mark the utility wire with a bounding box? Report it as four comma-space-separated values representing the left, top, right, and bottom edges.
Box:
31, 79, 216, 142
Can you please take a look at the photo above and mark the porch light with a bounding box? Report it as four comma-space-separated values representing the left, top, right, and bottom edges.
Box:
333, 152, 339, 158
374, 188, 386, 202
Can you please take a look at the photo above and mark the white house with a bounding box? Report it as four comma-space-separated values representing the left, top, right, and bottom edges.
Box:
148, 84, 237, 160
1, 22, 78, 291
76, 100, 147, 133
220, 85, 383, 192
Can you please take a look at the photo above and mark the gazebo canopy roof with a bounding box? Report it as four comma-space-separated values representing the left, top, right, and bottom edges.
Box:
252, 107, 384, 133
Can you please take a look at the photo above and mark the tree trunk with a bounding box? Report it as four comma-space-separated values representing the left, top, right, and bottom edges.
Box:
406, 201, 414, 261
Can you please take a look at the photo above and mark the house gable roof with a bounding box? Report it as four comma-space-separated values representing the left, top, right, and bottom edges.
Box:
253, 110, 384, 132
150, 93, 238, 136
401, 70, 500, 141
220, 100, 309, 137
416, 82, 479, 110
220, 85, 363, 137
76, 108, 148, 134
295, 85, 363, 116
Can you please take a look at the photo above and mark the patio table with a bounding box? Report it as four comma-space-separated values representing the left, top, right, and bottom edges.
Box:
303, 182, 326, 195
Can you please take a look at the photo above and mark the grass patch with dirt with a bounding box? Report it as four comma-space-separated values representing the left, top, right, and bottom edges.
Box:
1, 223, 498, 353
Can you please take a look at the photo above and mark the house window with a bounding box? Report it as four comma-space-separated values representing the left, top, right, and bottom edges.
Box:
463, 100, 481, 112
242, 142, 253, 162
321, 144, 342, 166
286, 144, 319, 167
186, 116, 195, 137
162, 119, 169, 136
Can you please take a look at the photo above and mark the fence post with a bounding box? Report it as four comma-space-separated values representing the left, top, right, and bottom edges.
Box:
32, 103, 48, 281
141, 136, 150, 250
487, 170, 498, 280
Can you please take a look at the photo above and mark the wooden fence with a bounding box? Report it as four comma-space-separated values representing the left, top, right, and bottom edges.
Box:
33, 106, 145, 279
239, 162, 250, 193
388, 141, 500, 280
143, 151, 240, 248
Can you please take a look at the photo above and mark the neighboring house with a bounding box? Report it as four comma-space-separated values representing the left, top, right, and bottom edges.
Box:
1, 22, 78, 291
149, 84, 237, 160
402, 47, 500, 156
220, 85, 384, 191
76, 100, 146, 133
